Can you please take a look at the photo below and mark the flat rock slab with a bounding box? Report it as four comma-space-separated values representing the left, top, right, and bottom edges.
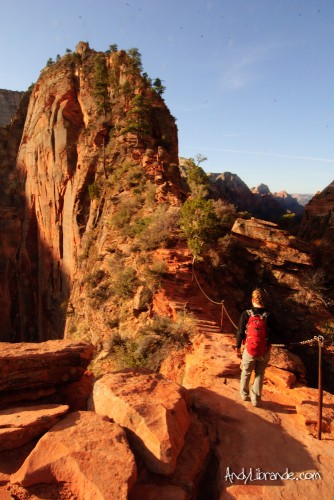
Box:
0, 340, 94, 392
0, 404, 69, 450
89, 369, 191, 475
11, 410, 137, 500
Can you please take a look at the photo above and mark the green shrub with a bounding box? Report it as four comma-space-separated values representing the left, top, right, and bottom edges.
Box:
136, 205, 179, 250
180, 197, 222, 257
83, 269, 106, 288
108, 333, 146, 369
136, 313, 195, 370
88, 182, 100, 200
111, 267, 138, 299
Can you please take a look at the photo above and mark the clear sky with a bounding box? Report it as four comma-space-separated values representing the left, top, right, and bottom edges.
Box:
1, 0, 333, 194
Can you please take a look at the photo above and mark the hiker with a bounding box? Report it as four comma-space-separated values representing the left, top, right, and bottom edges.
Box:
235, 288, 283, 407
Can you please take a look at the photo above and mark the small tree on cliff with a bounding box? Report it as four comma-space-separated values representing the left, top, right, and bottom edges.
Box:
127, 47, 143, 73
152, 78, 166, 96
121, 94, 152, 145
180, 197, 222, 257
93, 53, 110, 114
183, 157, 210, 198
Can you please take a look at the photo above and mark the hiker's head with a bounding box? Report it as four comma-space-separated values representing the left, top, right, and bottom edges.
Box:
251, 288, 265, 307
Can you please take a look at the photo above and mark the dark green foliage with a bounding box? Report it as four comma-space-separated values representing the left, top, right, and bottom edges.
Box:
109, 44, 118, 53
127, 47, 143, 72
121, 94, 152, 141
180, 197, 222, 256
183, 158, 209, 197
152, 78, 166, 96
88, 182, 100, 200
93, 53, 110, 113
46, 58, 55, 67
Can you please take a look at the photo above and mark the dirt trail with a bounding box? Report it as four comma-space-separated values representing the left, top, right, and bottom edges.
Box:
181, 331, 334, 499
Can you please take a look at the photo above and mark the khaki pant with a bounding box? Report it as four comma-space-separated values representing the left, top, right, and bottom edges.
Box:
240, 348, 270, 404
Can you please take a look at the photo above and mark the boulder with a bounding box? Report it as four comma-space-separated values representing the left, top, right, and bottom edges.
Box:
265, 366, 297, 389
269, 347, 307, 379
89, 369, 191, 475
11, 411, 137, 500
231, 217, 312, 265
0, 340, 94, 392
0, 404, 69, 450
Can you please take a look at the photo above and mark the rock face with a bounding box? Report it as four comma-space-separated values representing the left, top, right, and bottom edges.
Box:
0, 404, 69, 450
231, 217, 312, 266
0, 89, 25, 126
299, 180, 334, 245
208, 173, 298, 221
272, 190, 304, 215
11, 411, 137, 500
0, 340, 94, 394
0, 91, 31, 342
89, 369, 191, 475
0, 44, 181, 342
298, 180, 334, 286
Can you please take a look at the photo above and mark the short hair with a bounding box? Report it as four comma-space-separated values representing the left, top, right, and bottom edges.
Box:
251, 288, 265, 307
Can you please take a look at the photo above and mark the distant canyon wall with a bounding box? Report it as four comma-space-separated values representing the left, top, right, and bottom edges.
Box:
0, 89, 25, 126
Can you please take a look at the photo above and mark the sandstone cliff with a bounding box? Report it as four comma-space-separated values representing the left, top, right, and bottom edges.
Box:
298, 180, 334, 285
1, 42, 181, 342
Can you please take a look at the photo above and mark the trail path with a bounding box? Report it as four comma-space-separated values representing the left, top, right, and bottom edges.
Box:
181, 331, 333, 499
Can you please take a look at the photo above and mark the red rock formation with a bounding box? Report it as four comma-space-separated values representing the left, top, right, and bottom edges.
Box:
0, 404, 69, 450
0, 340, 94, 394
11, 411, 137, 499
89, 369, 190, 475
299, 180, 334, 245
1, 43, 182, 342
231, 217, 312, 266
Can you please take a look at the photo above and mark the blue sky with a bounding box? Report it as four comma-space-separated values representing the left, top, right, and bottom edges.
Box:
1, 0, 333, 194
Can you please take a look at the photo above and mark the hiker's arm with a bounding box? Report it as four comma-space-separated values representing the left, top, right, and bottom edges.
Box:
235, 311, 248, 349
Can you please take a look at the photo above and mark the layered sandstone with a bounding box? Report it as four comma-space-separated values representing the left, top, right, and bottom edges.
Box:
11, 411, 137, 500
0, 43, 181, 342
231, 217, 312, 266
299, 180, 334, 247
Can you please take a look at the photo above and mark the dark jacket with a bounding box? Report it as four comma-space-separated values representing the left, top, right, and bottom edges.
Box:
235, 307, 285, 349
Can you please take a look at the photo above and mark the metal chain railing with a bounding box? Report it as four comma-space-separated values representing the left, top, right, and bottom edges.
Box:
191, 258, 325, 347
191, 258, 326, 439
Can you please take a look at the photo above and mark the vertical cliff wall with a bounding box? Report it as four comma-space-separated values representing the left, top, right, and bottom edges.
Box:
0, 43, 181, 342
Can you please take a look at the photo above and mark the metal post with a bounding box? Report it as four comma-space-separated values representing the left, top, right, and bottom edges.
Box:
220, 302, 224, 333
317, 336, 324, 440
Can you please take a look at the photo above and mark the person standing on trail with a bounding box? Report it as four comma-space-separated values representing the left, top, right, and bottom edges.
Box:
235, 288, 283, 407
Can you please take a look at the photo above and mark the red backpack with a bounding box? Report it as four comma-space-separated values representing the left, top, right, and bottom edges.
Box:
245, 310, 270, 357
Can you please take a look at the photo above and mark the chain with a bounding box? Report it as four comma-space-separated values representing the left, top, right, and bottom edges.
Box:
272, 336, 324, 347
191, 259, 325, 347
